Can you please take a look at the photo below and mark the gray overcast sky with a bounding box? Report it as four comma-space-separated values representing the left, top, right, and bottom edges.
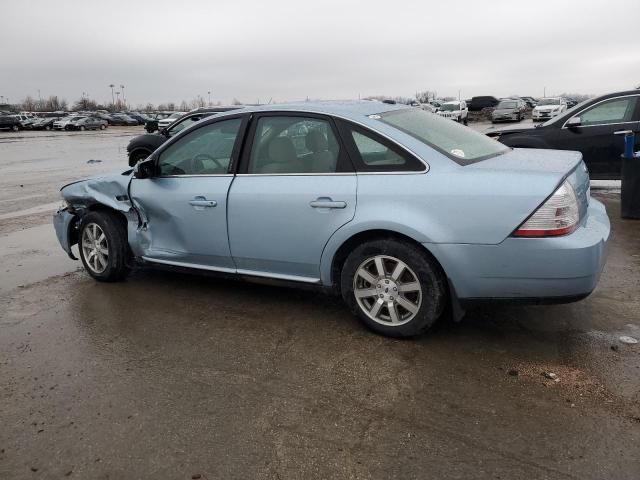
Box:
2, 0, 639, 106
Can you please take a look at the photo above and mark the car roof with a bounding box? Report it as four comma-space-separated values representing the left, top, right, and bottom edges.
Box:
228, 100, 409, 122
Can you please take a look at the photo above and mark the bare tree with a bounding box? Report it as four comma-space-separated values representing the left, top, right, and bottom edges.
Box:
231, 98, 243, 105
73, 97, 98, 111
180, 100, 190, 111
21, 96, 37, 111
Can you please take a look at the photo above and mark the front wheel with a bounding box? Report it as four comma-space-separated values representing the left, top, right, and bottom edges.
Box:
78, 211, 131, 282
79, 126, 85, 131
100, 124, 106, 130
341, 239, 446, 337
12, 125, 19, 131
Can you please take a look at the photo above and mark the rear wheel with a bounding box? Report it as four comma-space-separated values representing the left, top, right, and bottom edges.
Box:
100, 124, 106, 130
78, 211, 130, 282
11, 125, 19, 131
45, 125, 52, 131
79, 125, 85, 131
341, 239, 446, 337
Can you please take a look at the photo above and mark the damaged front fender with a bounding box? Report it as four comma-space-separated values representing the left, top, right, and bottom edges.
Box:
54, 169, 143, 259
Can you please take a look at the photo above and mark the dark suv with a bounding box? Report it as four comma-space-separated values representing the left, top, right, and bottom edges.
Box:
486, 89, 640, 179
126, 107, 239, 166
0, 115, 22, 131
468, 96, 500, 111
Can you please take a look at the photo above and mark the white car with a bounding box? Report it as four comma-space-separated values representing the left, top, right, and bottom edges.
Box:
436, 100, 468, 125
532, 97, 567, 121
53, 116, 82, 130
158, 112, 187, 129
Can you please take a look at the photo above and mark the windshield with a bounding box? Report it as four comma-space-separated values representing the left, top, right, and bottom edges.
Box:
169, 112, 183, 118
439, 103, 459, 111
380, 108, 509, 165
497, 101, 517, 109
537, 98, 560, 106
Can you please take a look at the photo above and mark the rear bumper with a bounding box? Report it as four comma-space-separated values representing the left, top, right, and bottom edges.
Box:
427, 198, 610, 302
53, 209, 79, 259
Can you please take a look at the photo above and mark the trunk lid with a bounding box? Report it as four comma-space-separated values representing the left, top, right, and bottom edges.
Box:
467, 147, 590, 233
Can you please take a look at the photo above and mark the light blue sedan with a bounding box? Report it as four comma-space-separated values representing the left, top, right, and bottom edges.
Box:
53, 102, 610, 337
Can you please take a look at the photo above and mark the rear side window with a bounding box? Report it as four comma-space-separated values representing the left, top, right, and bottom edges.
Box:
379, 108, 509, 165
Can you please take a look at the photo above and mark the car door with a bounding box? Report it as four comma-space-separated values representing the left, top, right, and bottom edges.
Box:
227, 113, 357, 282
129, 116, 247, 271
553, 94, 639, 179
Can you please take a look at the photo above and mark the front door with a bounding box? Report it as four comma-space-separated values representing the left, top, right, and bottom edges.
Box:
553, 95, 639, 179
227, 114, 356, 282
130, 117, 245, 271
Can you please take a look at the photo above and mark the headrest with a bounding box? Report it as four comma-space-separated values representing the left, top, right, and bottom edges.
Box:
305, 129, 328, 153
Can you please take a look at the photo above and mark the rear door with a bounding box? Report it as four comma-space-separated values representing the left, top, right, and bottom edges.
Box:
227, 113, 356, 282
553, 94, 640, 179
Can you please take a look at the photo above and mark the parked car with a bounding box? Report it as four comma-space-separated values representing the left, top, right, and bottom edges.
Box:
565, 98, 579, 108
66, 116, 108, 131
29, 117, 59, 131
126, 107, 239, 166
532, 97, 567, 121
487, 89, 639, 179
53, 116, 84, 130
124, 112, 147, 125
143, 112, 174, 133
436, 100, 468, 124
520, 96, 538, 108
0, 115, 22, 131
467, 96, 500, 111
108, 114, 138, 126
54, 102, 609, 338
157, 112, 187, 129
491, 98, 526, 123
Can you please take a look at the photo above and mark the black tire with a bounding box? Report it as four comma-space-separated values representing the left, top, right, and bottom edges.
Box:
45, 125, 52, 131
100, 124, 106, 130
340, 238, 446, 338
128, 150, 151, 167
11, 125, 19, 132
463, 115, 468, 126
79, 125, 85, 131
78, 211, 130, 282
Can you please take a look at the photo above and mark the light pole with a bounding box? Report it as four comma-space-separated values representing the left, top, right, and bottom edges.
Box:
120, 85, 126, 108
109, 84, 115, 107
208, 91, 211, 105
115, 91, 120, 110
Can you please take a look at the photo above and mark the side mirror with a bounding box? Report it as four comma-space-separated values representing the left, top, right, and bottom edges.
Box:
160, 128, 169, 137
566, 116, 581, 128
133, 157, 157, 179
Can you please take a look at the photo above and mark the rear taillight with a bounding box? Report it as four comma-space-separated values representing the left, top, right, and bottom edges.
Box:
513, 180, 579, 237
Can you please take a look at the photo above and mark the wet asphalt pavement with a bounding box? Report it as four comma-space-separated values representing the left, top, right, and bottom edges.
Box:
0, 127, 639, 479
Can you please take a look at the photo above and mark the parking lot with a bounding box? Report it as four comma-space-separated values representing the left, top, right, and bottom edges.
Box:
0, 125, 639, 479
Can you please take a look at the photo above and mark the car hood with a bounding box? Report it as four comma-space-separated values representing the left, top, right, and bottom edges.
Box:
485, 123, 538, 136
534, 105, 560, 111
61, 169, 134, 213
493, 108, 517, 113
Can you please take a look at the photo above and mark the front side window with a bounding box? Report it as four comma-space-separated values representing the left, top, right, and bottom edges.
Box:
379, 108, 509, 165
248, 116, 341, 174
158, 118, 242, 176
577, 96, 638, 126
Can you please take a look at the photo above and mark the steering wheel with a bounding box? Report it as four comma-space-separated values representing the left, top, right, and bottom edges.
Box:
191, 153, 225, 173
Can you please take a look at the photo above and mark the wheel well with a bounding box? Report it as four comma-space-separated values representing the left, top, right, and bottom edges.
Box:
330, 229, 448, 292
86, 204, 129, 231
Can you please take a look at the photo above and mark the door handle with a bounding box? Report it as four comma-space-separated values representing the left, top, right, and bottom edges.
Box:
189, 198, 217, 208
309, 198, 347, 209
614, 130, 634, 135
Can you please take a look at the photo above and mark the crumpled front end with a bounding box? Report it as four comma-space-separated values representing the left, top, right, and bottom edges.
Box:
53, 207, 79, 259
52, 170, 138, 260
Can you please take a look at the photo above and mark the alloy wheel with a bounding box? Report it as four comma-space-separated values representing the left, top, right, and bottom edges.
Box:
353, 255, 422, 326
81, 223, 109, 273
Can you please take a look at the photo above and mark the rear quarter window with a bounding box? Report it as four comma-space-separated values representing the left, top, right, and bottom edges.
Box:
379, 108, 510, 166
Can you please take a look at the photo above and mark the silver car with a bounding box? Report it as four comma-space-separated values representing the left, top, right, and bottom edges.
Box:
54, 102, 610, 338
